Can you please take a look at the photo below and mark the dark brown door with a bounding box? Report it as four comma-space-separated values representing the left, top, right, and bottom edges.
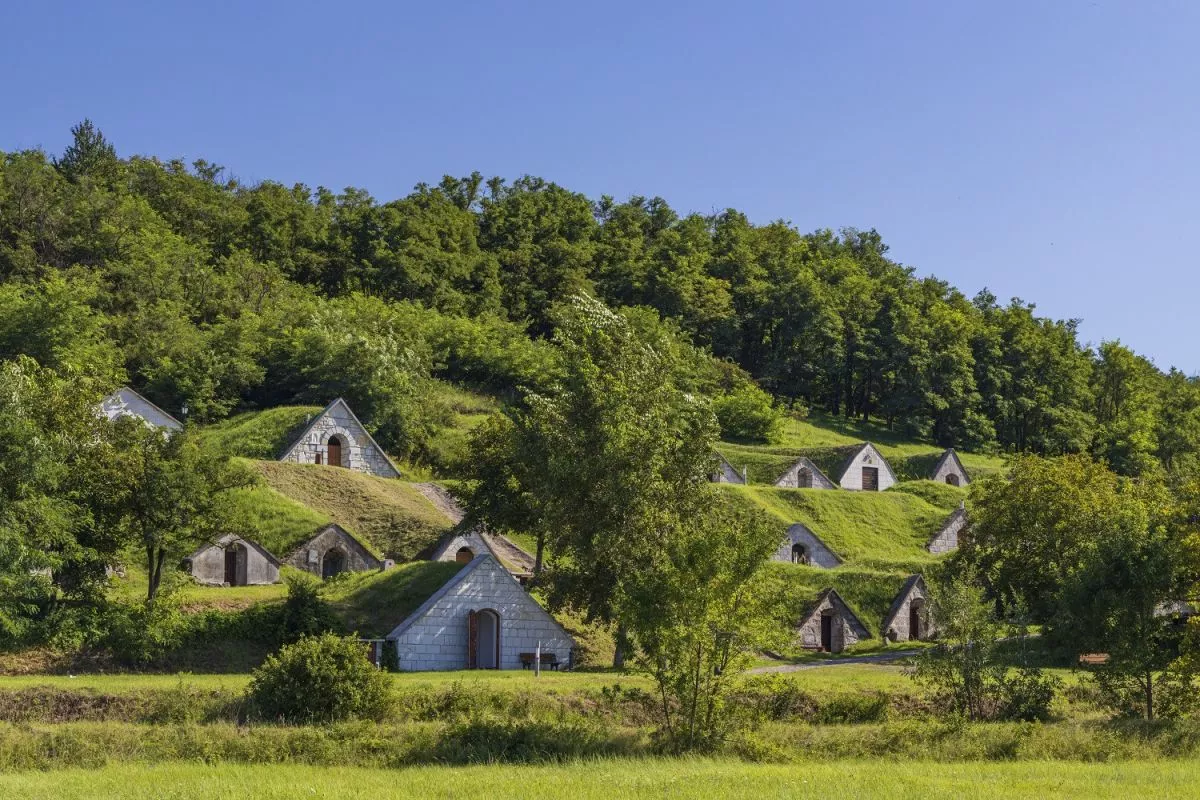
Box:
224, 547, 238, 585
798, 469, 812, 488
466, 609, 479, 668
455, 547, 474, 564
821, 614, 833, 651
909, 605, 921, 640
862, 466, 879, 491
327, 437, 342, 467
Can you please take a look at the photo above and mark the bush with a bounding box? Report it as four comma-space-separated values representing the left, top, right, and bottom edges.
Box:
278, 571, 342, 644
996, 668, 1061, 722
712, 385, 782, 443
247, 633, 393, 723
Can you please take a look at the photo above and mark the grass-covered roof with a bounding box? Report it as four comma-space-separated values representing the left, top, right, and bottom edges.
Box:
198, 406, 324, 460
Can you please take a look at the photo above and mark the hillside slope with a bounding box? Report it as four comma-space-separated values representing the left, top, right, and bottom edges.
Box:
231, 461, 454, 560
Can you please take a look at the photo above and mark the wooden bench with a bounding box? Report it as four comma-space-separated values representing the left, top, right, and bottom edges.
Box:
519, 652, 561, 670
1079, 653, 1109, 666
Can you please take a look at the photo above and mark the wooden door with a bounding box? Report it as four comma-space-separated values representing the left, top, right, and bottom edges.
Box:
820, 614, 833, 652
224, 548, 238, 585
798, 469, 812, 488
909, 605, 921, 640
466, 609, 479, 668
861, 466, 879, 491
327, 437, 342, 468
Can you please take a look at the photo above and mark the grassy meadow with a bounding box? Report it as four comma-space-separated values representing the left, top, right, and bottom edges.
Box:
2, 758, 1199, 799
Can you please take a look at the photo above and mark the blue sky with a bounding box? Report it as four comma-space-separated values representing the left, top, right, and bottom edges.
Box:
3, 1, 1197, 371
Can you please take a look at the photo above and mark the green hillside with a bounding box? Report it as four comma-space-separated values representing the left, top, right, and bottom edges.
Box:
722, 484, 951, 570
248, 461, 453, 560
762, 562, 921, 640
330, 561, 465, 638
717, 412, 1007, 485
198, 406, 325, 460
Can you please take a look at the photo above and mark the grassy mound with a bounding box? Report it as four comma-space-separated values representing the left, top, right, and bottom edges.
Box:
198, 406, 323, 459
762, 562, 920, 640
886, 480, 967, 511
328, 561, 465, 638
723, 485, 941, 569
251, 461, 452, 559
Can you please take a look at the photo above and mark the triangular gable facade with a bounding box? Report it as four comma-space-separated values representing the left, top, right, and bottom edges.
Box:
284, 523, 384, 577
100, 387, 183, 432
930, 448, 970, 487
927, 503, 967, 554
834, 442, 896, 491
184, 533, 280, 586
796, 588, 871, 653
774, 457, 837, 490
423, 526, 536, 578
711, 453, 746, 484
386, 554, 576, 671
772, 523, 842, 568
278, 398, 401, 479
881, 574, 932, 642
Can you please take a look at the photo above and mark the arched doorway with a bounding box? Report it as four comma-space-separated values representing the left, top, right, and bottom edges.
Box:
946, 474, 960, 487
321, 548, 346, 579
909, 599, 924, 640
468, 608, 501, 669
224, 542, 245, 586
797, 468, 813, 489
791, 543, 809, 565
455, 546, 475, 564
327, 436, 344, 468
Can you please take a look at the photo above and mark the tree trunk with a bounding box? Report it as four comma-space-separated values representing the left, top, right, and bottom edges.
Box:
146, 545, 166, 604
534, 534, 545, 576
613, 623, 629, 669
1145, 670, 1154, 721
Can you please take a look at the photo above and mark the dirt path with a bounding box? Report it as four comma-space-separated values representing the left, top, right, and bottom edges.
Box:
413, 482, 465, 525
749, 648, 922, 673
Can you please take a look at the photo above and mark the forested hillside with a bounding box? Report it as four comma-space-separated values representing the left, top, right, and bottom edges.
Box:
1, 121, 1196, 476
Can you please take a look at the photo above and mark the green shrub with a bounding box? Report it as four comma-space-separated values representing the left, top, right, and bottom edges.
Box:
996, 668, 1061, 722
247, 633, 393, 723
278, 572, 342, 644
812, 692, 891, 724
713, 385, 782, 443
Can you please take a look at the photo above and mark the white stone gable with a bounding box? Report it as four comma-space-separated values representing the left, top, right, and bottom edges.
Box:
772, 524, 842, 567
774, 457, 837, 489
387, 555, 575, 671
278, 399, 401, 479
837, 443, 896, 491
100, 387, 182, 432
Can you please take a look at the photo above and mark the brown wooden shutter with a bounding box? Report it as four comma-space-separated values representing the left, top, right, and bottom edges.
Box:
467, 610, 478, 669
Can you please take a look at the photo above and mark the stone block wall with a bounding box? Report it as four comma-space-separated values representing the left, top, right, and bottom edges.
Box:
390, 558, 574, 671
284, 525, 382, 575
773, 524, 842, 567
280, 401, 400, 479
928, 508, 966, 554
838, 444, 896, 491
775, 458, 836, 489
931, 451, 970, 486
187, 538, 279, 586
797, 599, 863, 654
712, 459, 745, 484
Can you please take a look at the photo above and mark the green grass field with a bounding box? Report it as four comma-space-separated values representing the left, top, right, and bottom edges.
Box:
1, 759, 1197, 799
0, 663, 922, 694
197, 406, 324, 460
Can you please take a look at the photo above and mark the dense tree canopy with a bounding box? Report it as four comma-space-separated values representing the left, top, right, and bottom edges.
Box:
1, 122, 1199, 476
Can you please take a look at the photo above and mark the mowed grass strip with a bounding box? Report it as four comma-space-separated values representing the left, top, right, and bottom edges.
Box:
1, 759, 1198, 799
0, 664, 914, 693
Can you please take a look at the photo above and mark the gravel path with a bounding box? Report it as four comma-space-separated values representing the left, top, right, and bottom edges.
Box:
749, 649, 922, 673
414, 482, 465, 524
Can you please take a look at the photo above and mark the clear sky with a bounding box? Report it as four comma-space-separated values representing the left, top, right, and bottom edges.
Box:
3, 1, 1197, 372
